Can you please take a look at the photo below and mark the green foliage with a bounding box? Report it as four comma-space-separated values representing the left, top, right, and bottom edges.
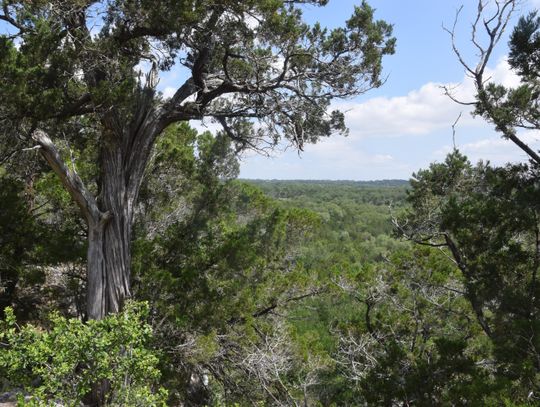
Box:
0, 167, 87, 321
473, 8, 540, 140
249, 179, 409, 266
509, 11, 540, 80
0, 174, 37, 318
6, 125, 540, 404
0, 1, 396, 401
0, 302, 167, 406
0, 0, 395, 150
397, 150, 540, 402
132, 125, 322, 404
246, 161, 540, 405
10, 0, 540, 405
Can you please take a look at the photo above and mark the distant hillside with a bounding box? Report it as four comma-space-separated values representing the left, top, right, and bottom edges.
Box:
243, 179, 409, 207
242, 179, 409, 187
241, 178, 409, 266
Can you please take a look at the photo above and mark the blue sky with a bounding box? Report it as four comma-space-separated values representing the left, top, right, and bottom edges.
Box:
232, 0, 540, 180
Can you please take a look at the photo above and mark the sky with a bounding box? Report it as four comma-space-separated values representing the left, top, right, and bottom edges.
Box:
228, 0, 540, 180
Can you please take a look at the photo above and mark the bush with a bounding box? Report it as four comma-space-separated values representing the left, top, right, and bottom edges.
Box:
0, 301, 167, 406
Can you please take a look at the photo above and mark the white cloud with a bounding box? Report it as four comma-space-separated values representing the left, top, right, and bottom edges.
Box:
153, 52, 530, 179
486, 57, 521, 88
336, 57, 519, 140
336, 82, 472, 138
529, 0, 540, 9
435, 131, 540, 165
304, 136, 395, 166
239, 135, 411, 180
372, 154, 394, 163
239, 56, 534, 179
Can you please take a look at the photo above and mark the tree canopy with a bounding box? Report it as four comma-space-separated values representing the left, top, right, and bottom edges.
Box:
0, 0, 395, 148
0, 0, 395, 321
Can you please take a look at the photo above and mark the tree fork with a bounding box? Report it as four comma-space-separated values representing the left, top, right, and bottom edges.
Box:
32, 129, 134, 320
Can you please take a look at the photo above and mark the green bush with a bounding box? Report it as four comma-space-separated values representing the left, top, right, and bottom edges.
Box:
0, 302, 167, 406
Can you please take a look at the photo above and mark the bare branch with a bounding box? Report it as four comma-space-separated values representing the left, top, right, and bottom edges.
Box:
443, 6, 476, 77
0, 2, 24, 33
252, 288, 326, 319
32, 129, 107, 226
440, 84, 477, 106
444, 1, 540, 164
452, 111, 463, 149
216, 116, 270, 155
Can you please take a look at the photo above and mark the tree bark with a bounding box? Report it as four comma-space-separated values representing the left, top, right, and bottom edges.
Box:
86, 214, 131, 320
87, 144, 133, 320
32, 129, 134, 320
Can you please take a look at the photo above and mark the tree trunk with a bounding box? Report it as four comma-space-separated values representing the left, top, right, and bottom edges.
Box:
32, 117, 158, 404
32, 84, 165, 322
30, 129, 131, 321
85, 145, 135, 406
87, 146, 133, 320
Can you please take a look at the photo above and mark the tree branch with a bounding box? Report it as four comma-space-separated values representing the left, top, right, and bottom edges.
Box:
252, 289, 326, 319
32, 129, 108, 226
0, 3, 24, 33
443, 233, 493, 338
445, 1, 540, 164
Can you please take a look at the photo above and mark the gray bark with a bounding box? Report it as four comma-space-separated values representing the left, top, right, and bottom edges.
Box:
32, 129, 134, 320
86, 204, 131, 320
88, 145, 133, 319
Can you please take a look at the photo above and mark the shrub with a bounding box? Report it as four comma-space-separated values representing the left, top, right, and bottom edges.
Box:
0, 302, 167, 406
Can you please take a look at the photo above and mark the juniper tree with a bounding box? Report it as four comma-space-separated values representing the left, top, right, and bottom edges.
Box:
0, 0, 394, 319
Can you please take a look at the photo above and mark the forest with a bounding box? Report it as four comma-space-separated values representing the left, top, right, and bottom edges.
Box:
1, 0, 540, 406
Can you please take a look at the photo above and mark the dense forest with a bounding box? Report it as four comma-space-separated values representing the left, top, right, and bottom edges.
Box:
1, 0, 540, 405
2, 131, 540, 405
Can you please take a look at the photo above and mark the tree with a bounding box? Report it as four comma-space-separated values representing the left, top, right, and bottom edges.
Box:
131, 123, 323, 404
0, 119, 325, 404
332, 247, 493, 405
444, 0, 540, 163
1, 302, 168, 405
0, 166, 88, 321
396, 151, 540, 400
0, 0, 395, 319
0, 174, 36, 317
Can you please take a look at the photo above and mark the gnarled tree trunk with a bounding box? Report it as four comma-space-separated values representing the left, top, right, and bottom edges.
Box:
86, 209, 132, 320
32, 130, 139, 321
87, 146, 133, 320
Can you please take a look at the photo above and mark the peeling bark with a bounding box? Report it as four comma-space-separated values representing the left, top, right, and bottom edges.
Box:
32, 129, 134, 320
86, 214, 131, 320
92, 144, 133, 319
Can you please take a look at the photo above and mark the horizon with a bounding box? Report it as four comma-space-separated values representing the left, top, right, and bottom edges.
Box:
240, 178, 410, 182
